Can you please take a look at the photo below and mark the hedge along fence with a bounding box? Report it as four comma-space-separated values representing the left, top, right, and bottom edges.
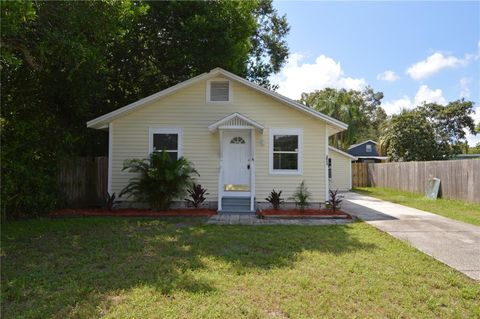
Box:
366, 159, 480, 203
58, 157, 108, 208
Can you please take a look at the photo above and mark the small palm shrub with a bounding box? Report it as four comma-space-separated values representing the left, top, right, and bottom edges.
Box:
120, 151, 198, 210
291, 180, 311, 211
185, 183, 209, 208
327, 189, 343, 212
265, 189, 284, 210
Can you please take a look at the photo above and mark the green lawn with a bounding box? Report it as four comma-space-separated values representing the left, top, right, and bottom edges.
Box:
2, 218, 479, 319
354, 187, 480, 226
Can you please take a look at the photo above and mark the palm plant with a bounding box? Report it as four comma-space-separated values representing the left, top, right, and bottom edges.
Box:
120, 151, 198, 210
290, 180, 311, 212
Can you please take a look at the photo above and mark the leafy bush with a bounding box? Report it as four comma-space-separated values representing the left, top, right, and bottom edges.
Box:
185, 184, 209, 208
265, 189, 284, 210
105, 192, 116, 211
327, 189, 343, 212
290, 180, 311, 211
120, 151, 198, 210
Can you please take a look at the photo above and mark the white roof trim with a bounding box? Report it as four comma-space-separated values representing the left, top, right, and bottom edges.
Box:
328, 146, 357, 160
356, 156, 388, 160
87, 67, 348, 131
208, 113, 264, 132
348, 139, 378, 150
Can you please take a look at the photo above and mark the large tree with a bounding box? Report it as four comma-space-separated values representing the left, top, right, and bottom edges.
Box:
1, 0, 290, 217
299, 87, 385, 149
380, 110, 438, 161
380, 100, 477, 161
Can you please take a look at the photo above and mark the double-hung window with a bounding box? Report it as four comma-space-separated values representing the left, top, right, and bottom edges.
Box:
269, 128, 303, 175
149, 128, 183, 160
366, 144, 372, 153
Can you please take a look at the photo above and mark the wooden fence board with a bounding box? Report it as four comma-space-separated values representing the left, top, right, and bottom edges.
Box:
358, 159, 480, 203
58, 156, 108, 208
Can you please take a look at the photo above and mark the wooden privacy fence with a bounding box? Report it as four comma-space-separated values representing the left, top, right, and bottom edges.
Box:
58, 157, 108, 207
352, 159, 480, 203
352, 163, 369, 187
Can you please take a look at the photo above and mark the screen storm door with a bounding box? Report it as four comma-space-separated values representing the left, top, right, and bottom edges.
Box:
222, 130, 251, 194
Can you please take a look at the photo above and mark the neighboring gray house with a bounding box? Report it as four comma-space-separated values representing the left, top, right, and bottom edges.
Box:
347, 140, 388, 163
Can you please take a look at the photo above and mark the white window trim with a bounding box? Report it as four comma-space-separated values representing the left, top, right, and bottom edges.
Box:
148, 127, 183, 158
269, 128, 303, 175
366, 144, 372, 153
206, 79, 233, 104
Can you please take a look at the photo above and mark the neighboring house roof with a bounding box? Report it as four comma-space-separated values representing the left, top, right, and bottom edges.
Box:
328, 146, 357, 160
348, 139, 378, 150
87, 67, 348, 133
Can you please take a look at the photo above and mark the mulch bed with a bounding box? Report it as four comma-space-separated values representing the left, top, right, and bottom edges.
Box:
258, 209, 351, 219
49, 208, 217, 218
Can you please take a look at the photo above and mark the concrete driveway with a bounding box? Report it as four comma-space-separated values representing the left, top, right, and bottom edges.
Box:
342, 192, 480, 281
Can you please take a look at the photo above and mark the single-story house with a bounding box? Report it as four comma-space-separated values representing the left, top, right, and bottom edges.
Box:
347, 140, 388, 163
87, 68, 351, 212
328, 146, 357, 191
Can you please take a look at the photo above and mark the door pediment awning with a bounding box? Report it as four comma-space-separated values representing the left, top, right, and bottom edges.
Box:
208, 112, 264, 133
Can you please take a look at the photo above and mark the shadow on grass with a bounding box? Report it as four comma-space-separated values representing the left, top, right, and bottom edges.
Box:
1, 217, 376, 318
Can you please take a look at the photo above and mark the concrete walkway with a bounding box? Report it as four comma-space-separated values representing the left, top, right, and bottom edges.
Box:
342, 192, 480, 281
207, 214, 352, 226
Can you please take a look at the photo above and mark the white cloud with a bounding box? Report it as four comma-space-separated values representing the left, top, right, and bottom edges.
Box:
271, 53, 367, 99
377, 70, 399, 82
382, 85, 446, 115
414, 85, 447, 106
459, 77, 472, 98
406, 52, 467, 80
382, 96, 413, 115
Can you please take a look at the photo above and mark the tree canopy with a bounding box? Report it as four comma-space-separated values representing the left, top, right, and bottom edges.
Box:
299, 87, 386, 149
380, 100, 477, 161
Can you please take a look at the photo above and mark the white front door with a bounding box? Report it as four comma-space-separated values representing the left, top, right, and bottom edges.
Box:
222, 130, 251, 195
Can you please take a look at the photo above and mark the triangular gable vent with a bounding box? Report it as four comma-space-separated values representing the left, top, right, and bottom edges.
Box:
208, 113, 264, 132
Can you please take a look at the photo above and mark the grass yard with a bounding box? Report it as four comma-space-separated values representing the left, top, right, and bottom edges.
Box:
354, 187, 480, 226
2, 217, 479, 318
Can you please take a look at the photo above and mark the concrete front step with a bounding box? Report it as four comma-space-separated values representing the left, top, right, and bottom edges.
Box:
221, 196, 252, 212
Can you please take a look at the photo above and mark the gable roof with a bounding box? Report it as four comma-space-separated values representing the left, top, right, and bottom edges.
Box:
328, 146, 357, 160
348, 139, 378, 150
86, 67, 348, 133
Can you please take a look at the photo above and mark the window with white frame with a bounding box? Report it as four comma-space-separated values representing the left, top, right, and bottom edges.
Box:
149, 128, 182, 160
366, 144, 372, 153
269, 128, 303, 174
207, 80, 231, 103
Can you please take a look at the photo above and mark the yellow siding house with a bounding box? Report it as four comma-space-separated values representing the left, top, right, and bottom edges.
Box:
87, 68, 350, 212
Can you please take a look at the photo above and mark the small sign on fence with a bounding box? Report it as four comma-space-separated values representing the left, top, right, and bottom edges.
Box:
425, 178, 441, 200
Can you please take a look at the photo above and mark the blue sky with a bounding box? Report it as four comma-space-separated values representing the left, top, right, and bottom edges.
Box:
270, 1, 480, 145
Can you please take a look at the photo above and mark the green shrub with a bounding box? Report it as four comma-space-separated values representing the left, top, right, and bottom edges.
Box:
120, 151, 198, 210
291, 180, 311, 211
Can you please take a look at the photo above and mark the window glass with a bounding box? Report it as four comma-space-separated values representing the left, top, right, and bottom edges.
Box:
366, 144, 372, 153
273, 134, 298, 170
274, 135, 298, 152
153, 133, 178, 159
